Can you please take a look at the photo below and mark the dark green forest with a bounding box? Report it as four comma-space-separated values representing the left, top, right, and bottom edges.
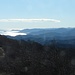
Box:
0, 35, 75, 75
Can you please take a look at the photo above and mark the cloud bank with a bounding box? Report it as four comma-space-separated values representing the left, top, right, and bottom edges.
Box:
2, 31, 27, 37
0, 19, 61, 23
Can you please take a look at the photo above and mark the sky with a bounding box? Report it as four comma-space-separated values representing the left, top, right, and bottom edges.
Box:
0, 0, 75, 30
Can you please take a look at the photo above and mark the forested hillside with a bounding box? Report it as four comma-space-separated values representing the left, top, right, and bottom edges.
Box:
0, 35, 75, 75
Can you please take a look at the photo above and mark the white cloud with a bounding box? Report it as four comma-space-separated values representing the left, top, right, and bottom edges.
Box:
2, 31, 27, 37
0, 18, 61, 23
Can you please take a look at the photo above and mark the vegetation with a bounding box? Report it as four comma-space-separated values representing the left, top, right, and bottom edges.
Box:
0, 35, 74, 75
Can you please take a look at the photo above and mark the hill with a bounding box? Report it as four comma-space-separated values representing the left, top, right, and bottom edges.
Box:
0, 35, 74, 75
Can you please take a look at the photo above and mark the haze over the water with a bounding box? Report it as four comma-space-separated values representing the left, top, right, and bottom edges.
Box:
0, 31, 27, 37
0, 0, 75, 30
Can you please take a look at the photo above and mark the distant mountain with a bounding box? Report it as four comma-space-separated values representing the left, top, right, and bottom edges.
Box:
19, 28, 72, 35
5, 28, 75, 45
1, 28, 75, 45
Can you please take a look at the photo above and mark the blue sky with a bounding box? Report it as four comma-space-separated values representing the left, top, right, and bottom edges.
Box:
0, 0, 75, 30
